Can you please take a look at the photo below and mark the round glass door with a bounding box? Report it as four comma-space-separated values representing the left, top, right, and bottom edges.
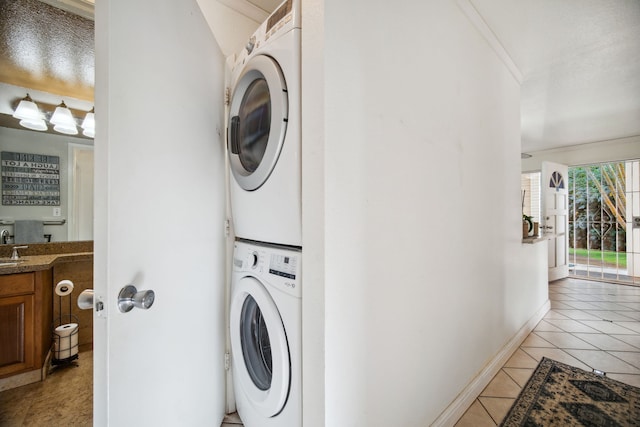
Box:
240, 295, 273, 391
236, 79, 271, 174
229, 277, 290, 417
228, 55, 288, 191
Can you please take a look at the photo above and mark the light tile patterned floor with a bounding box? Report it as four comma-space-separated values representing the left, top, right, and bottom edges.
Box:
454, 277, 640, 426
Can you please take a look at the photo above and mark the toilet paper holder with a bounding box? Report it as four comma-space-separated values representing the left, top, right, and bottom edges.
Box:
118, 285, 155, 313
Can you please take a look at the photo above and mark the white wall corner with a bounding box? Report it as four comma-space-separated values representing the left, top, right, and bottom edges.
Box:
456, 0, 523, 84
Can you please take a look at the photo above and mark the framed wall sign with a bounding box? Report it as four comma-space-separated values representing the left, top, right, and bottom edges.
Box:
1, 151, 61, 206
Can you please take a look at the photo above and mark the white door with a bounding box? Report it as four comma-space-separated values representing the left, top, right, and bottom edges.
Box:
68, 145, 93, 241
94, 1, 227, 425
542, 161, 569, 281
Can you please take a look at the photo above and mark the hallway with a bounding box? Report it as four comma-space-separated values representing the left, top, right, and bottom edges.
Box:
455, 277, 640, 426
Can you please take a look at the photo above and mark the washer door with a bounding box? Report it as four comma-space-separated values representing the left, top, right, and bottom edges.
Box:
228, 55, 288, 191
230, 276, 291, 417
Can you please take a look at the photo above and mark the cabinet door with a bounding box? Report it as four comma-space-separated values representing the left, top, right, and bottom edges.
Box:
0, 295, 35, 377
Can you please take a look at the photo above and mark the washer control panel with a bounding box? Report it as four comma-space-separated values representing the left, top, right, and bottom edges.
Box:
233, 240, 301, 298
269, 253, 297, 279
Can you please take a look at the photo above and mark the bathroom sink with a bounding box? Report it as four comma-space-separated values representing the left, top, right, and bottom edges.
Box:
0, 261, 19, 267
0, 259, 22, 267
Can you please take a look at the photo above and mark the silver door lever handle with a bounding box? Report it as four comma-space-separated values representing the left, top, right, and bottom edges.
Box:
118, 285, 155, 313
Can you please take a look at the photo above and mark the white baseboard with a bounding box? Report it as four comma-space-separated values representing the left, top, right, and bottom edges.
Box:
431, 299, 551, 426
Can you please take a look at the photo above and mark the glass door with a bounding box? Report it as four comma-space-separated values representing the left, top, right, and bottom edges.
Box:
228, 55, 288, 191
568, 161, 639, 285
229, 276, 290, 416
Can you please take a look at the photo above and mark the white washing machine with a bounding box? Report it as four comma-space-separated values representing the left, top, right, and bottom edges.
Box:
227, 0, 301, 247
229, 239, 301, 427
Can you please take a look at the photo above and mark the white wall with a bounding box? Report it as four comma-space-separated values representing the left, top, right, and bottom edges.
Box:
93, 0, 227, 424
302, 0, 549, 425
300, 1, 326, 425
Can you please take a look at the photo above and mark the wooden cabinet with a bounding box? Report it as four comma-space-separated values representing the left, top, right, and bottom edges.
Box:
0, 270, 52, 379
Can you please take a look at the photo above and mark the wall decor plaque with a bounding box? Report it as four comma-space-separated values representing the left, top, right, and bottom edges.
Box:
1, 151, 61, 206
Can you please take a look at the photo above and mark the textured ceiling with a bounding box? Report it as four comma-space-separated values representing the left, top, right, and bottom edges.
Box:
470, 0, 640, 152
0, 0, 94, 102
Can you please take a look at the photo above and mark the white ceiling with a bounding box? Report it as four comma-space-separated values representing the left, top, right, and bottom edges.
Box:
196, 0, 279, 57
218, 0, 284, 22
207, 0, 640, 153
4, 0, 639, 154
469, 0, 640, 153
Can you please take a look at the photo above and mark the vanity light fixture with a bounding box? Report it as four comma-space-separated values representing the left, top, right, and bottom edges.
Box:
12, 94, 47, 131
12, 94, 95, 138
18, 118, 48, 131
81, 107, 95, 138
50, 100, 78, 135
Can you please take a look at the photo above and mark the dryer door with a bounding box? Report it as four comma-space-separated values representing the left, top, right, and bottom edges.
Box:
229, 276, 291, 417
228, 54, 288, 191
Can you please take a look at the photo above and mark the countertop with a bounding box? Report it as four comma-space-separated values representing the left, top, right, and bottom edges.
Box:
522, 234, 556, 244
0, 252, 93, 275
0, 241, 93, 275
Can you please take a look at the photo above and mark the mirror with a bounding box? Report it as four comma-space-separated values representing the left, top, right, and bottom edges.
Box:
0, 0, 95, 244
0, 125, 94, 243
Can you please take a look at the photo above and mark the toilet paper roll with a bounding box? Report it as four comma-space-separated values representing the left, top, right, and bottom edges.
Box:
54, 323, 79, 360
55, 280, 74, 296
77, 289, 94, 310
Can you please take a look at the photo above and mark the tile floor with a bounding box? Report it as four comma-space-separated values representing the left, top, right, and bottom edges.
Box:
454, 277, 640, 426
222, 411, 244, 426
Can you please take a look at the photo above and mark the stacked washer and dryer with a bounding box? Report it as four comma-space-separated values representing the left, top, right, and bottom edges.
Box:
226, 1, 302, 426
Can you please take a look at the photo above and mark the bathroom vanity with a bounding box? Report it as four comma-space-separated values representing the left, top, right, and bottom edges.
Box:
0, 241, 92, 390
0, 270, 53, 380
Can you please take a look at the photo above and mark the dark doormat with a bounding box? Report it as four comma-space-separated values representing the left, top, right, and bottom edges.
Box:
500, 357, 640, 426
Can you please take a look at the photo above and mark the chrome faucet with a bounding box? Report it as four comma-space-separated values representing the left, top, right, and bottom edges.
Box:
0, 229, 8, 245
10, 245, 28, 260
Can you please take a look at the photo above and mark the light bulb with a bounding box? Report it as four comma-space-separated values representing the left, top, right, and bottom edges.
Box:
13, 94, 43, 122
50, 100, 78, 134
81, 108, 95, 138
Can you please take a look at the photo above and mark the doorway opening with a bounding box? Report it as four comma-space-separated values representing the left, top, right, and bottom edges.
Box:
522, 160, 640, 285
568, 160, 640, 285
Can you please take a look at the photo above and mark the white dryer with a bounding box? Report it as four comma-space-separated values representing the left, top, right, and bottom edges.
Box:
229, 239, 301, 427
227, 0, 301, 247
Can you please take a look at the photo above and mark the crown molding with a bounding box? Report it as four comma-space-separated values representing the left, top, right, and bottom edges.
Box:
36, 0, 94, 20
